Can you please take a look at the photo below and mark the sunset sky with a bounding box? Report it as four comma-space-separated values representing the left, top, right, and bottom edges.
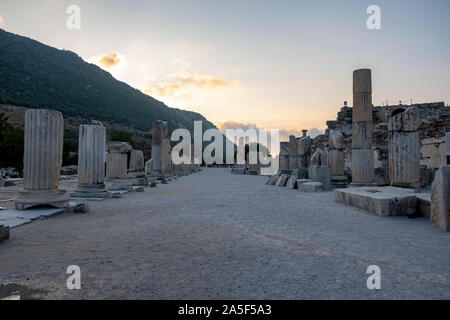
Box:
0, 0, 449, 137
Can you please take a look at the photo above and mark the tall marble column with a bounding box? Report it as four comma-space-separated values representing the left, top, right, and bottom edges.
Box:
388, 107, 421, 189
71, 123, 110, 198
151, 120, 168, 177
289, 135, 299, 170
15, 109, 69, 209
351, 69, 374, 185
106, 141, 132, 179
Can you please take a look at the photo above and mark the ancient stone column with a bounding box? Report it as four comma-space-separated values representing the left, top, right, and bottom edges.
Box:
289, 135, 299, 170
151, 120, 168, 177
71, 123, 110, 199
388, 107, 421, 189
106, 141, 132, 179
15, 109, 69, 209
129, 150, 145, 172
351, 69, 374, 185
431, 165, 450, 231
162, 138, 173, 176
279, 142, 290, 171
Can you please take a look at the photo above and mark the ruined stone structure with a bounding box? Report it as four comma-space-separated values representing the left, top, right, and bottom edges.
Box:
351, 69, 374, 185
151, 120, 169, 177
15, 109, 69, 209
71, 123, 110, 199
388, 107, 421, 189
327, 101, 449, 185
106, 141, 132, 179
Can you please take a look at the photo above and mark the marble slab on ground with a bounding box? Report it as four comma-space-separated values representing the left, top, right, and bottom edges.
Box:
0, 204, 75, 228
334, 186, 419, 217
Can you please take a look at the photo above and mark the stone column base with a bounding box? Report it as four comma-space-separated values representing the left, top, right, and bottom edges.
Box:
70, 184, 111, 199
15, 189, 70, 210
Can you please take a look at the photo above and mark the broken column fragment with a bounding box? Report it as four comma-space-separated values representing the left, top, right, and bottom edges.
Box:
388, 107, 421, 189
15, 109, 69, 209
71, 123, 111, 199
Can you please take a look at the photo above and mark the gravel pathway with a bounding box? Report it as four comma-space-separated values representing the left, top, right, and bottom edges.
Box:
0, 168, 449, 299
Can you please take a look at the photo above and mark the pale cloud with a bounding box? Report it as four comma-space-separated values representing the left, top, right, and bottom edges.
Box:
88, 52, 123, 69
0, 15, 4, 26
142, 71, 236, 98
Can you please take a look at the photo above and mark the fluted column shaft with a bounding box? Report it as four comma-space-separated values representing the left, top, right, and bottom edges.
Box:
23, 109, 64, 190
78, 124, 106, 185
352, 69, 374, 184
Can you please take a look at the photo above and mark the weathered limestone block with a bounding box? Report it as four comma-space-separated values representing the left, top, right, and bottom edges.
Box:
279, 142, 290, 170
351, 149, 374, 185
106, 142, 132, 179
299, 182, 323, 192
388, 131, 420, 188
71, 124, 111, 199
420, 137, 447, 169
388, 107, 420, 132
15, 109, 69, 210
289, 135, 298, 170
308, 165, 331, 190
334, 186, 417, 217
152, 120, 169, 176
129, 150, 145, 172
430, 165, 450, 231
286, 175, 297, 189
275, 174, 289, 187
310, 148, 328, 167
266, 172, 281, 185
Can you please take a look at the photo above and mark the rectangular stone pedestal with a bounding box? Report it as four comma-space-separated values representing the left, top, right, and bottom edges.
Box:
334, 186, 417, 216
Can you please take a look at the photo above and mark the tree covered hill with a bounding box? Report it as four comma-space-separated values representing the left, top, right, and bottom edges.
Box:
0, 28, 217, 135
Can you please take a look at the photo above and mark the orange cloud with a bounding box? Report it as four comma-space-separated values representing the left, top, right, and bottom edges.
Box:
0, 15, 4, 26
89, 52, 122, 69
142, 71, 234, 97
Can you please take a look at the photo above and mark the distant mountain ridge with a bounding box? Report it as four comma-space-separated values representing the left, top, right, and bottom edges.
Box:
0, 28, 217, 135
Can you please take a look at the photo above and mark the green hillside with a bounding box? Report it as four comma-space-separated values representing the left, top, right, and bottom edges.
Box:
0, 28, 217, 135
